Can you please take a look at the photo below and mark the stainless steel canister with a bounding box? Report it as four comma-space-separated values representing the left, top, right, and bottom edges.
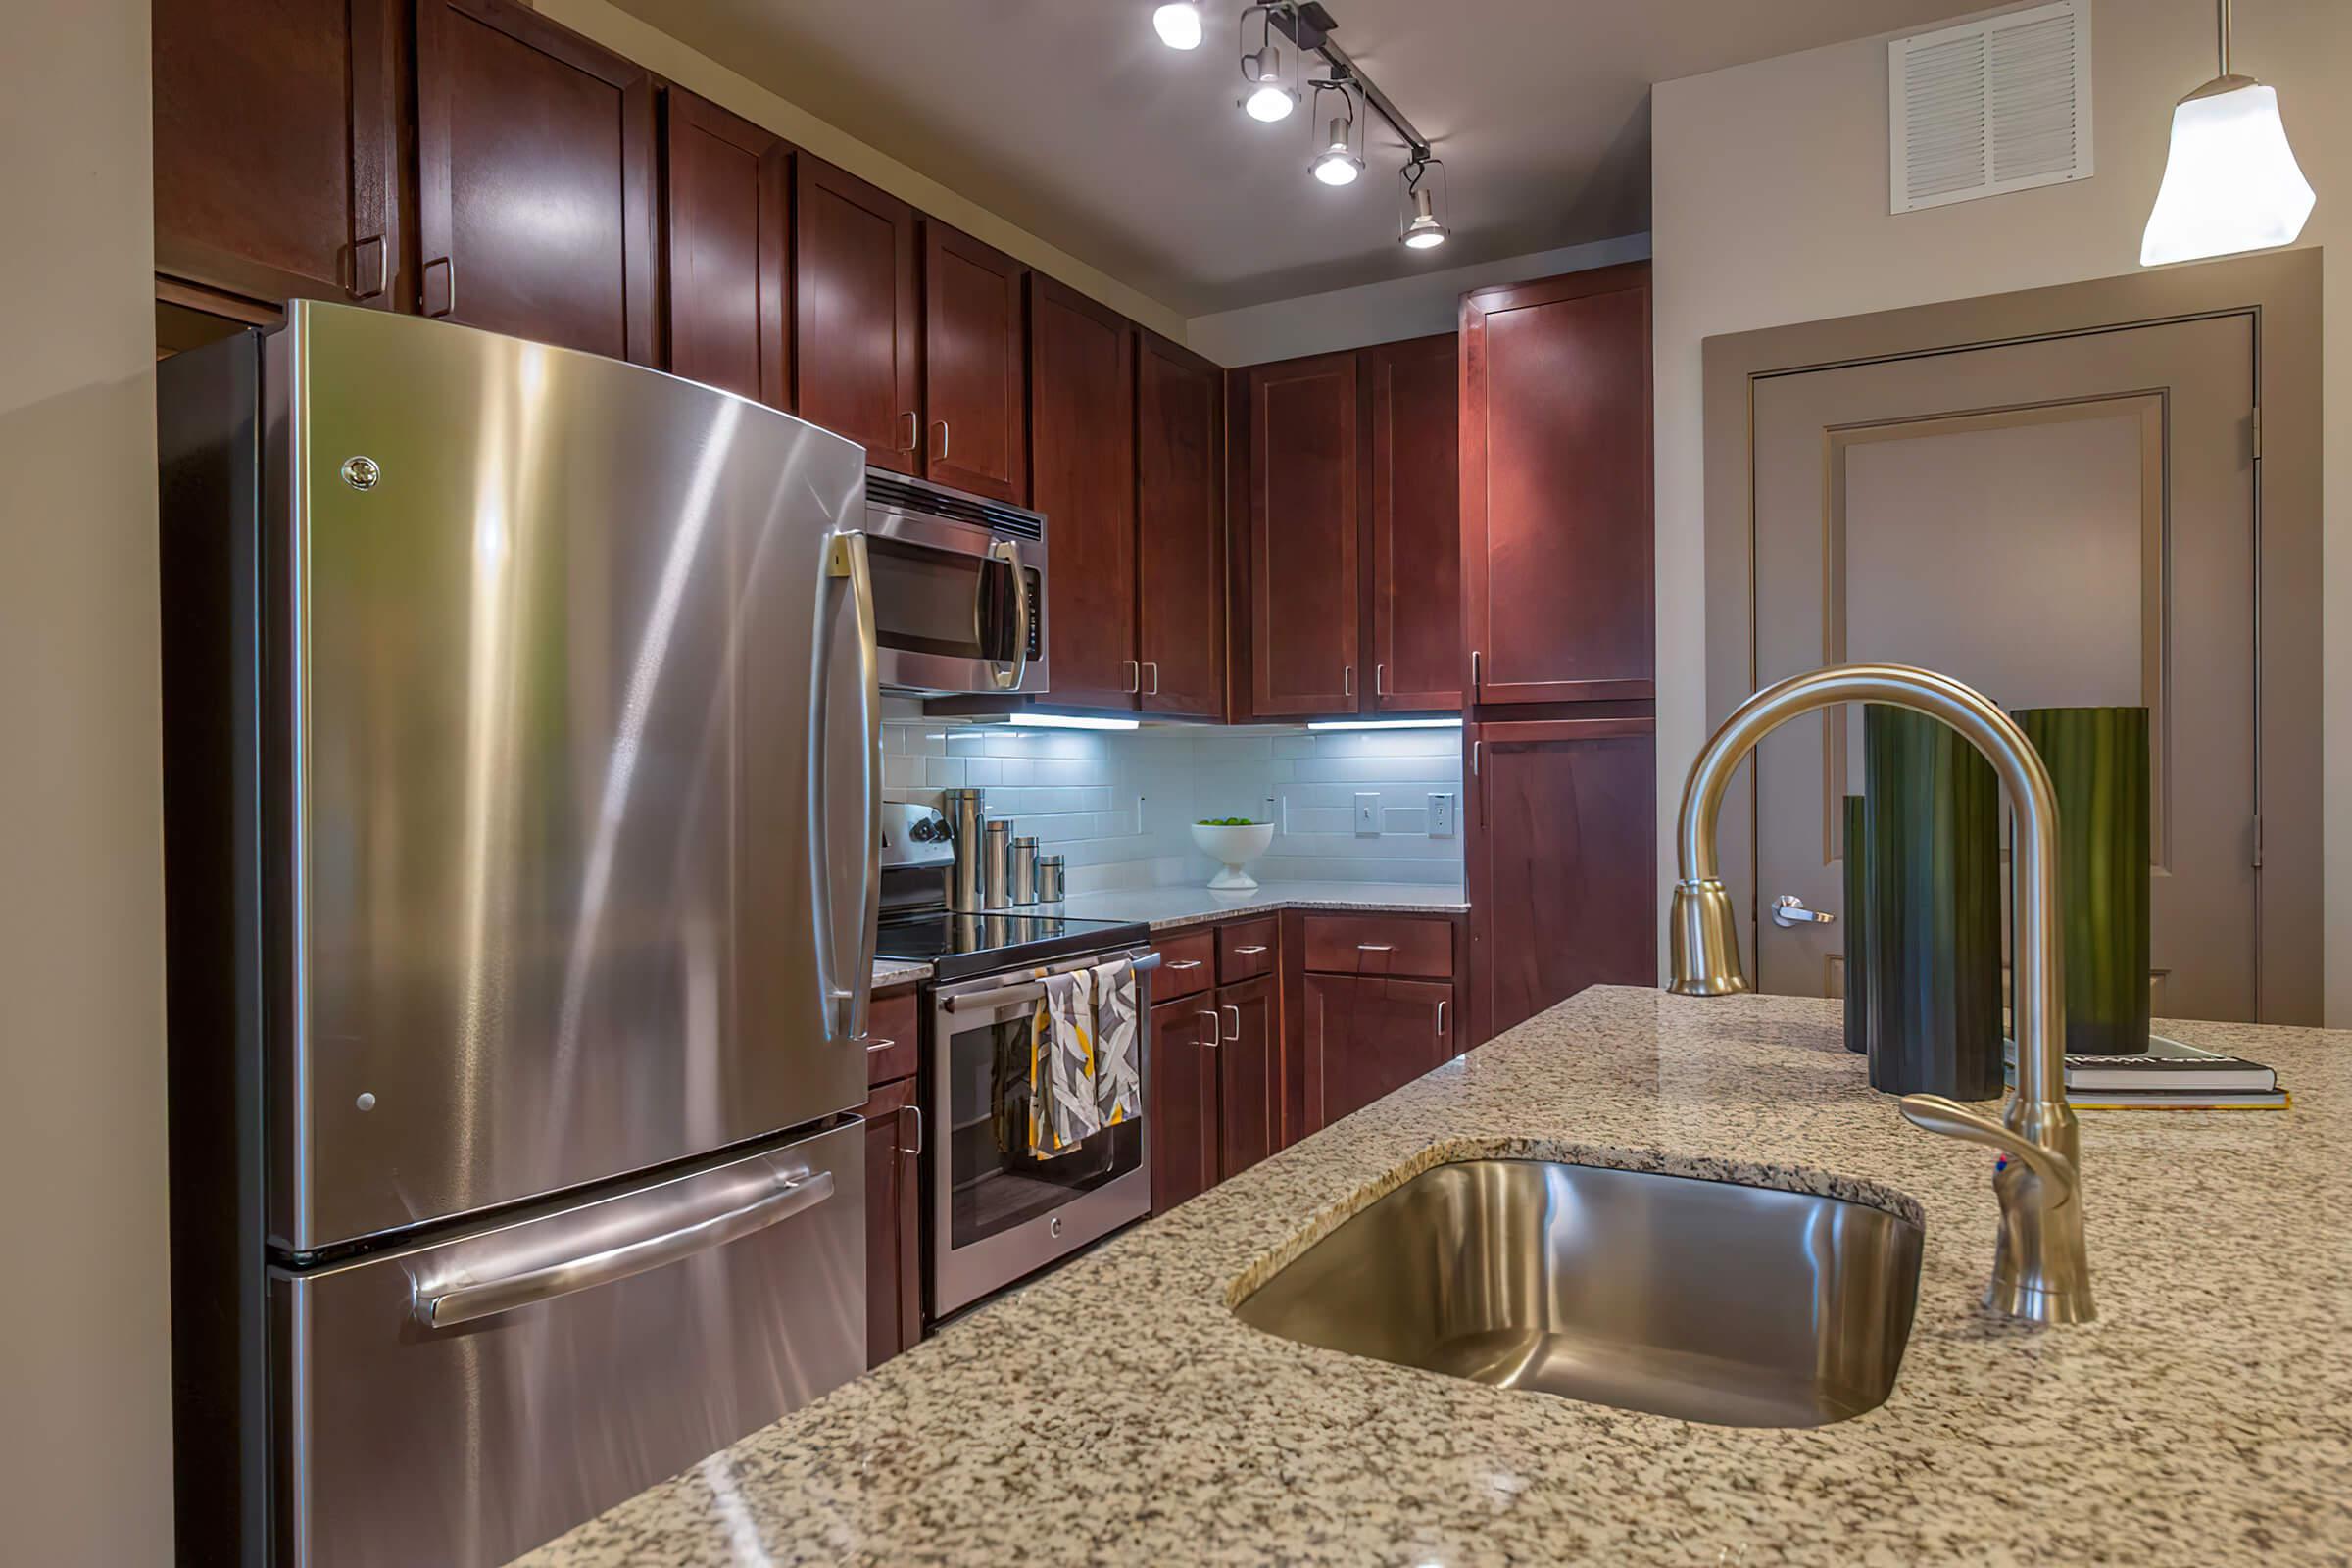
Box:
946, 788, 985, 910
1010, 836, 1039, 906
1036, 855, 1065, 904
982, 820, 1012, 910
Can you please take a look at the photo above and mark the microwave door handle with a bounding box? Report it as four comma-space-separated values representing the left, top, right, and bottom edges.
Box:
813, 530, 881, 1043
415, 1169, 837, 1329
989, 538, 1030, 691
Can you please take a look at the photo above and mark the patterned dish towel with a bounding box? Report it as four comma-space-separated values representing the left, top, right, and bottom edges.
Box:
1026, 960, 1146, 1158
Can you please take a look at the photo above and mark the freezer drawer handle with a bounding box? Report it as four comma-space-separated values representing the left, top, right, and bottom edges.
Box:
414, 1168, 837, 1330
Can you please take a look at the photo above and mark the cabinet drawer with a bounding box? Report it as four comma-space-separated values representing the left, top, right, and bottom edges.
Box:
864, 985, 921, 1086
1301, 913, 1453, 979
1216, 917, 1279, 983
1153, 929, 1216, 1002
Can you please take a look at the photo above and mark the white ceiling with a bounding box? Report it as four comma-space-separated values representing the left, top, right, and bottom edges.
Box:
614, 0, 1975, 317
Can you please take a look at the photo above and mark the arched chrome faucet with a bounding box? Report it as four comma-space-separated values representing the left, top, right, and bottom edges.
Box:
1668, 663, 2094, 1326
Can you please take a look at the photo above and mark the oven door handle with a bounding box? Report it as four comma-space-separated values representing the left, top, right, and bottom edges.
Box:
941, 950, 1162, 1013
989, 538, 1030, 691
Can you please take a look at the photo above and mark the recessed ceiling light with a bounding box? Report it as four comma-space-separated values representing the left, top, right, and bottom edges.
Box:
1152, 2, 1202, 51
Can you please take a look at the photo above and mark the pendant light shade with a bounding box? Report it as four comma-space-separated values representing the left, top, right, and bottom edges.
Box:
2140, 3, 2317, 268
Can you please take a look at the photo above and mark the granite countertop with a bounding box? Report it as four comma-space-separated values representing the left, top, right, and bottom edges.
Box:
518, 989, 2351, 1567
872, 957, 931, 989
1048, 878, 1468, 932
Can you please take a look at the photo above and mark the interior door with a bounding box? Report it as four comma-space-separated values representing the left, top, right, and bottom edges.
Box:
1249, 351, 1361, 716
662, 87, 790, 408
415, 0, 656, 362
1748, 316, 2258, 1022
795, 155, 920, 470
923, 222, 1027, 502
1136, 331, 1226, 719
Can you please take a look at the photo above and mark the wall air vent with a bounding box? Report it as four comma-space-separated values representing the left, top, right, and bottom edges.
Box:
1889, 0, 2091, 213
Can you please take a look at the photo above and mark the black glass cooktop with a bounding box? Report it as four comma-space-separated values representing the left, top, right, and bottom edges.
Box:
874, 911, 1151, 982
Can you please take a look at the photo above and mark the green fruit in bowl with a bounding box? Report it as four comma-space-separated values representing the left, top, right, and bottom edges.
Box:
1196, 816, 1268, 826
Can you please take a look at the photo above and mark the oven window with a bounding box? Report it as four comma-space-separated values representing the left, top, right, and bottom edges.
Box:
866, 538, 1022, 663
944, 1006, 1142, 1250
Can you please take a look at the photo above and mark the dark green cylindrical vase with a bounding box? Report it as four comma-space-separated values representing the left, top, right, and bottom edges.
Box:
2013, 706, 2152, 1056
1843, 795, 1869, 1055
1864, 707, 2004, 1101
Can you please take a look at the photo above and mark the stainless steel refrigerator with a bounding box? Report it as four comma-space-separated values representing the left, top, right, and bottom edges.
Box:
158, 303, 882, 1567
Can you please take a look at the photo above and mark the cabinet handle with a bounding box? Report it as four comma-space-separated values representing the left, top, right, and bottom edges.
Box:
902, 411, 920, 453
1125, 659, 1142, 694
1198, 1009, 1220, 1049
864, 1037, 897, 1055
1166, 959, 1204, 972
1375, 663, 1388, 698
900, 1104, 924, 1157
1223, 1004, 1241, 1037
352, 234, 388, 301
1472, 740, 1482, 776
423, 256, 456, 319
1343, 664, 1353, 699
1232, 945, 1268, 956
1356, 943, 1394, 954
1471, 650, 1482, 693
1436, 1000, 1448, 1042
932, 419, 950, 459
1145, 662, 1160, 696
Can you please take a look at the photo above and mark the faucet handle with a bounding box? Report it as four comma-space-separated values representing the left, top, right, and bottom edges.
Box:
1898, 1094, 2078, 1209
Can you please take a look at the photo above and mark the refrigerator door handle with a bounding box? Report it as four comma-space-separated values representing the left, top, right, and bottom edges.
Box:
814, 529, 882, 1043
415, 1168, 837, 1329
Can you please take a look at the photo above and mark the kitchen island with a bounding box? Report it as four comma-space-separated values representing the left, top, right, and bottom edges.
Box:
515, 988, 2350, 1566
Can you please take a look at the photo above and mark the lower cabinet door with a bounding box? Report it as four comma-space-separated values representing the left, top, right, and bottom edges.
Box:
1149, 996, 1219, 1214
1304, 973, 1454, 1129
1215, 974, 1278, 1181
862, 1078, 921, 1368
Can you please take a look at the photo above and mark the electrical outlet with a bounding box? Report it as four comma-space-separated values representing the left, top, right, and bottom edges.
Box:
1354, 792, 1380, 837
1429, 792, 1455, 837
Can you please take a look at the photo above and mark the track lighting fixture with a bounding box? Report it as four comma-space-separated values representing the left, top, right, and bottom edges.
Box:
1152, 2, 1202, 50
1239, 5, 1299, 122
1399, 154, 1449, 248
1307, 78, 1363, 185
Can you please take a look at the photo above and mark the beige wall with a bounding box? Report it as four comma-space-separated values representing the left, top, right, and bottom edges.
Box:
1652, 0, 2351, 1022
1184, 233, 1651, 368
536, 0, 1190, 342
0, 1, 175, 1562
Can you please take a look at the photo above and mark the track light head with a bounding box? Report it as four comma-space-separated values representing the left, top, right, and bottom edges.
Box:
1399, 161, 1449, 248
1152, 2, 1202, 50
1311, 118, 1363, 185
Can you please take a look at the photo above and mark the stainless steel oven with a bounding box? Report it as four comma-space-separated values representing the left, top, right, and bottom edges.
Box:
929, 949, 1157, 1316
864, 469, 1048, 696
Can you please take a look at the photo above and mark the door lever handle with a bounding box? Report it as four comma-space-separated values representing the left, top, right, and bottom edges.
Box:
1771, 895, 1836, 928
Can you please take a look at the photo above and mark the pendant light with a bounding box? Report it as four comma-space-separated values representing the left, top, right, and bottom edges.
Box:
1239, 5, 1299, 122
1398, 153, 1449, 249
1308, 78, 1364, 186
2140, 0, 2315, 267
1151, 2, 1202, 51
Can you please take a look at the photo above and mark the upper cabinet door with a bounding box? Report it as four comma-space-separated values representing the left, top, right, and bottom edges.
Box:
1028, 276, 1138, 710
154, 0, 401, 310
415, 0, 656, 364
1367, 333, 1462, 711
1250, 352, 1361, 718
662, 88, 790, 409
922, 223, 1027, 502
1136, 332, 1226, 720
1460, 263, 1653, 706
796, 157, 921, 472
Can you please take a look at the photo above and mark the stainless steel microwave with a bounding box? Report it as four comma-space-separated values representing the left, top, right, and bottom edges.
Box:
862, 470, 1048, 696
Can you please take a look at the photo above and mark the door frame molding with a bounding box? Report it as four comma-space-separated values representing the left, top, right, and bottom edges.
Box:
1701, 249, 2323, 1024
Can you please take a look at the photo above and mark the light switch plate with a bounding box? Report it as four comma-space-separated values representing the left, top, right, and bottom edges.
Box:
1354, 792, 1380, 837
1429, 792, 1455, 837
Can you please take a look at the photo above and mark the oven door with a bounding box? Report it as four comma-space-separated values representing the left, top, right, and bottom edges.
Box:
862, 511, 1046, 696
930, 952, 1152, 1317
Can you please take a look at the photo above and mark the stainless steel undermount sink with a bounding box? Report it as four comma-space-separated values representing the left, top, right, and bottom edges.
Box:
1233, 1159, 1925, 1428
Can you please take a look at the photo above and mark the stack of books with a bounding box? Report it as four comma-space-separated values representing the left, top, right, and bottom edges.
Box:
2006, 1034, 2289, 1110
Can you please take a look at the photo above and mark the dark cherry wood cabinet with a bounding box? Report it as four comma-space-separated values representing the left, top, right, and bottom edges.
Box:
1367, 334, 1462, 711
1248, 351, 1362, 717
860, 1076, 921, 1368
1148, 996, 1219, 1214
1029, 276, 1139, 710
415, 0, 656, 362
662, 87, 790, 407
1302, 972, 1453, 1127
1136, 331, 1227, 720
154, 0, 402, 311
1469, 716, 1657, 1042
1460, 262, 1652, 706
796, 155, 921, 471
922, 223, 1027, 502
1213, 973, 1278, 1181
